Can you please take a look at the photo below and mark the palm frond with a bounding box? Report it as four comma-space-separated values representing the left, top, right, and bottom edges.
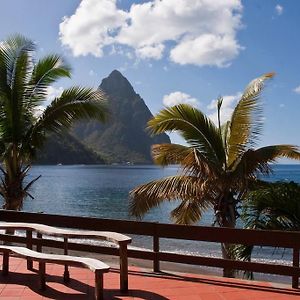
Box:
26, 54, 71, 107
233, 181, 300, 280
152, 143, 192, 166
148, 104, 225, 166
129, 175, 212, 221
0, 35, 36, 144
221, 121, 230, 159
232, 144, 300, 178
34, 87, 107, 132
170, 198, 210, 225
227, 73, 274, 166
232, 244, 254, 279
0, 35, 35, 88
152, 143, 220, 180
22, 87, 108, 159
243, 181, 300, 230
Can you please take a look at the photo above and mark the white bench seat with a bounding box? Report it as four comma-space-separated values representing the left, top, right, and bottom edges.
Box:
0, 221, 131, 291
0, 245, 109, 300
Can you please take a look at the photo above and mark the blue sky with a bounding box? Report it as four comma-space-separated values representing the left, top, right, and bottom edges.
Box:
0, 0, 300, 157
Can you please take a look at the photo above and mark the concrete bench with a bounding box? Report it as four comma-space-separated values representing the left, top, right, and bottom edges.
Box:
0, 221, 131, 291
0, 245, 109, 300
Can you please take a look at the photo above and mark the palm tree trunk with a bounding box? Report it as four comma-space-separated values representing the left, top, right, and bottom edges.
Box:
1, 168, 26, 240
221, 234, 235, 278
2, 178, 25, 211
1, 156, 26, 211
216, 193, 237, 277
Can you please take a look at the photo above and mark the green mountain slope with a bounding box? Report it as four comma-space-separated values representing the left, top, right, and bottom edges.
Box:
73, 70, 170, 164
35, 132, 104, 165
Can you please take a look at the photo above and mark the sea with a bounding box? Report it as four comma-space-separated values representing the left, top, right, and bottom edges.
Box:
1, 164, 300, 281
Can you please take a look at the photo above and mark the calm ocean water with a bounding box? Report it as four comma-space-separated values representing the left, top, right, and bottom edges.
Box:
1, 164, 300, 277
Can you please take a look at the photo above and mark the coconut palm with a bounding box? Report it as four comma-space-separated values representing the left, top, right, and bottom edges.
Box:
234, 181, 300, 278
130, 73, 300, 275
0, 35, 108, 210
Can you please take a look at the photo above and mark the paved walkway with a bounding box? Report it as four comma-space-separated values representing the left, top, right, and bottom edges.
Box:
0, 257, 299, 299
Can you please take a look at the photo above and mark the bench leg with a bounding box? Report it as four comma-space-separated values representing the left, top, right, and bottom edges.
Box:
26, 230, 33, 270
63, 265, 70, 283
63, 238, 70, 283
38, 262, 46, 290
119, 244, 128, 292
95, 271, 104, 300
2, 252, 9, 276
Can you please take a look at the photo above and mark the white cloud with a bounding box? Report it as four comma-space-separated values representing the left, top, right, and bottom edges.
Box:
279, 103, 285, 108
207, 92, 242, 124
275, 4, 283, 15
170, 34, 241, 67
59, 0, 243, 67
163, 91, 199, 107
294, 85, 300, 94
135, 44, 165, 60
46, 86, 64, 103
34, 105, 46, 118
59, 0, 127, 57
34, 86, 64, 117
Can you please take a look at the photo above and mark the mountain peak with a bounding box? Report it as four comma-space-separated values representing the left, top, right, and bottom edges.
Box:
100, 69, 134, 96
74, 70, 171, 164
108, 69, 124, 79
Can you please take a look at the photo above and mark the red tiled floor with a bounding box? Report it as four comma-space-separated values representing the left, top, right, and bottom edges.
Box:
0, 256, 300, 299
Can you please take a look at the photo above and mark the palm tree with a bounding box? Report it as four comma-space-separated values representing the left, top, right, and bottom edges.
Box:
0, 35, 108, 210
130, 73, 300, 276
234, 181, 300, 279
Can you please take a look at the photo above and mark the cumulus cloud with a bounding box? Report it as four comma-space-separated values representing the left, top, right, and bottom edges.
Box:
59, 0, 243, 67
170, 34, 241, 67
275, 4, 283, 15
46, 86, 64, 103
59, 0, 127, 57
207, 92, 242, 124
135, 44, 165, 60
163, 91, 199, 107
294, 85, 300, 94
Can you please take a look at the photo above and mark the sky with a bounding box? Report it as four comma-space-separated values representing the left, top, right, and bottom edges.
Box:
0, 0, 300, 159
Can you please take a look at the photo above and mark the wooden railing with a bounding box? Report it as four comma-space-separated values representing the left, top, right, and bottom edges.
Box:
0, 209, 299, 288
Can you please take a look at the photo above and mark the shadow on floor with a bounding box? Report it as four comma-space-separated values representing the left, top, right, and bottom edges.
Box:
108, 268, 300, 297
0, 271, 169, 299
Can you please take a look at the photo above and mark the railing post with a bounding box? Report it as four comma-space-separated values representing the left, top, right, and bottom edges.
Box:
2, 251, 9, 275
153, 223, 160, 272
293, 248, 299, 288
26, 229, 33, 270
95, 270, 104, 300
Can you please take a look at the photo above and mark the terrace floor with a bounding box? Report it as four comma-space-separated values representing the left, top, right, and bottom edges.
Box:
0, 256, 299, 300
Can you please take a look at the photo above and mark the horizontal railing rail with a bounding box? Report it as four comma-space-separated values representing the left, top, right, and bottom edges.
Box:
0, 209, 299, 288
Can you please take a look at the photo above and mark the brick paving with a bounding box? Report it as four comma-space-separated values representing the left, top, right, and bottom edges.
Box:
0, 256, 299, 299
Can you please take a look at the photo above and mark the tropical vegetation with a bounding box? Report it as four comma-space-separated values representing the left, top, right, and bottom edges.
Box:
0, 35, 108, 210
235, 181, 300, 278
130, 72, 300, 276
